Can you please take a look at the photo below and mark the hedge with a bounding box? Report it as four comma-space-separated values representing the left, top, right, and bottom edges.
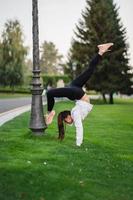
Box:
28, 74, 70, 88
41, 74, 70, 88
0, 75, 70, 94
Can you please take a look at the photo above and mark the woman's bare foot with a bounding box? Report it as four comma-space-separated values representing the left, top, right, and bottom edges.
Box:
98, 43, 114, 55
45, 110, 55, 125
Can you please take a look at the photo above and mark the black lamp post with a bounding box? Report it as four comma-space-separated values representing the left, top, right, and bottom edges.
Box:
29, 0, 47, 135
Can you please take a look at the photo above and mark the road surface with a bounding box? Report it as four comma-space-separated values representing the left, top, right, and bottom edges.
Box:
0, 97, 32, 113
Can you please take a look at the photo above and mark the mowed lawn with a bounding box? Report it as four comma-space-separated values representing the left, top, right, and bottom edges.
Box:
0, 93, 30, 99
0, 99, 133, 200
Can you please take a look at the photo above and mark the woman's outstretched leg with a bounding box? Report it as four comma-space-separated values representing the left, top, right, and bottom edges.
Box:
70, 43, 114, 87
46, 87, 84, 112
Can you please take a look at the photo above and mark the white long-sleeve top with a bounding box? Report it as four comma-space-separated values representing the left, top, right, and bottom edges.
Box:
71, 100, 93, 146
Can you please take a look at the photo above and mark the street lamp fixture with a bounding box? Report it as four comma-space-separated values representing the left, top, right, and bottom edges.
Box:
29, 0, 47, 135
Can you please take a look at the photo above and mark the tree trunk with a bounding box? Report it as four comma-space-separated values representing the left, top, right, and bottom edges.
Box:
109, 92, 114, 104
11, 85, 15, 93
102, 93, 107, 103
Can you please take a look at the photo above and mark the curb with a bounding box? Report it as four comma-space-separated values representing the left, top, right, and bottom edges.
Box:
0, 104, 31, 127
0, 101, 48, 127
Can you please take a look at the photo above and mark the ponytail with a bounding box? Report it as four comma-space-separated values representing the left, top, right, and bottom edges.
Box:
57, 110, 71, 140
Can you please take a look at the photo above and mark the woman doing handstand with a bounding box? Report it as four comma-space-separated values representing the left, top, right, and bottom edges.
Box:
45, 43, 114, 146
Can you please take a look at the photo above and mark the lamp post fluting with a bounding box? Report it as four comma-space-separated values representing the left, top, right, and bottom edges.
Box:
29, 0, 47, 135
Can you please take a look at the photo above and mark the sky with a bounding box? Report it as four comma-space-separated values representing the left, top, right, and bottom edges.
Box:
0, 0, 133, 65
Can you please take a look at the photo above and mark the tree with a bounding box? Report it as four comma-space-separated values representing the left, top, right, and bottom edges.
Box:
23, 58, 33, 85
68, 0, 133, 104
40, 41, 63, 75
0, 20, 27, 90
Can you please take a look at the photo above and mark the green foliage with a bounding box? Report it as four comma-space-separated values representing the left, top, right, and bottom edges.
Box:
0, 100, 133, 200
0, 20, 28, 89
0, 92, 30, 99
40, 41, 63, 74
28, 74, 70, 88
68, 0, 133, 103
0, 86, 30, 94
41, 74, 70, 88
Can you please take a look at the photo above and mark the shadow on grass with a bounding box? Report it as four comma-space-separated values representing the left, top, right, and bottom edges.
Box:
23, 130, 60, 141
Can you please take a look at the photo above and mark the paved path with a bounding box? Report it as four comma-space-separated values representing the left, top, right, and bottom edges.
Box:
0, 96, 47, 126
0, 97, 32, 113
0, 104, 31, 126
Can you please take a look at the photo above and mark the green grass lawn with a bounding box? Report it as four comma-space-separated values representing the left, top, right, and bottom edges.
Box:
0, 93, 30, 99
0, 100, 133, 200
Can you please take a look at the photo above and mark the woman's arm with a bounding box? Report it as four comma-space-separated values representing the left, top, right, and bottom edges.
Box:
72, 110, 83, 146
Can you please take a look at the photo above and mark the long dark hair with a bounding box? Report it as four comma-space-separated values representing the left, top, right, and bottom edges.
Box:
57, 110, 71, 140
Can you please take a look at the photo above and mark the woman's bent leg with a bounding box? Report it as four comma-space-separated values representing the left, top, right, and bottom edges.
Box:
46, 87, 85, 112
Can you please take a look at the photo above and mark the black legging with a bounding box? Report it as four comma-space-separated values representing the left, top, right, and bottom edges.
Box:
46, 54, 101, 111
